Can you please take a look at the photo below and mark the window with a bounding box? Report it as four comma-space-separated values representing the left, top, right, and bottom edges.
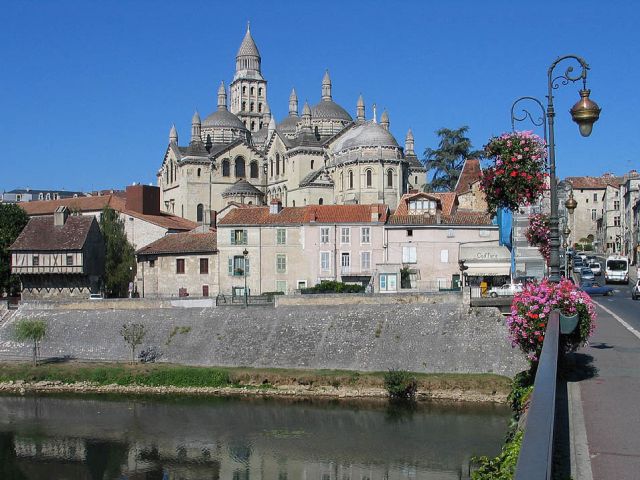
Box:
202, 285, 209, 297
149, 259, 155, 268
447, 229, 455, 238
276, 154, 280, 175
440, 249, 449, 263
231, 229, 248, 245
593, 193, 598, 202
235, 157, 245, 177
270, 159, 274, 177
250, 102, 254, 112
586, 198, 589, 204
361, 227, 370, 244
340, 172, 344, 190
32, 255, 39, 266
348, 170, 354, 189
242, 86, 246, 94
242, 101, 246, 111
222, 160, 230, 177
319, 198, 323, 205
176, 259, 185, 274
276, 254, 287, 273
341, 227, 350, 244
258, 87, 262, 96
409, 200, 438, 213
276, 228, 286, 245
591, 209, 597, 221
614, 200, 620, 210
311, 160, 315, 170
258, 103, 262, 112
361, 251, 371, 270
251, 121, 255, 130
387, 170, 393, 187
250, 161, 259, 178
196, 204, 204, 223
276, 280, 287, 294
320, 227, 330, 244
379, 273, 397, 292
479, 229, 490, 237
402, 246, 417, 263
407, 229, 413, 237
251, 87, 255, 95
229, 256, 250, 276
38, 193, 43, 200
320, 251, 331, 271
66, 255, 73, 266
197, 168, 201, 177
614, 216, 621, 227
615, 190, 619, 197
415, 176, 418, 184
200, 258, 209, 274
341, 252, 350, 272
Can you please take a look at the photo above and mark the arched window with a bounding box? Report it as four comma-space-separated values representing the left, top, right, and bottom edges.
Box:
242, 101, 246, 111
251, 87, 255, 95
292, 200, 296, 207
196, 204, 204, 223
222, 160, 230, 177
319, 198, 324, 205
250, 161, 259, 178
415, 175, 418, 185
258, 87, 262, 96
282, 156, 286, 175
270, 159, 273, 177
340, 172, 344, 190
251, 121, 255, 131
197, 168, 201, 177
165, 168, 168, 184
242, 86, 246, 94
276, 154, 280, 176
387, 169, 393, 188
258, 103, 262, 113
250, 102, 254, 112
366, 169, 372, 187
311, 160, 315, 170
235, 157, 246, 178
349, 170, 354, 189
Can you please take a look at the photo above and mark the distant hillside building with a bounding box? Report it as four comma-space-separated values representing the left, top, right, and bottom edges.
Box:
1, 188, 86, 203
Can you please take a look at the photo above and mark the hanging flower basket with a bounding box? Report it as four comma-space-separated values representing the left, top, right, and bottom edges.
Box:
507, 278, 596, 363
480, 131, 548, 215
525, 213, 551, 265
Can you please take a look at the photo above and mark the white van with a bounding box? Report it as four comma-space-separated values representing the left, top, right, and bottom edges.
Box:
605, 255, 629, 284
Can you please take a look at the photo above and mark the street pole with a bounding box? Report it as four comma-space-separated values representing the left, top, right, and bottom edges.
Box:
243, 248, 249, 307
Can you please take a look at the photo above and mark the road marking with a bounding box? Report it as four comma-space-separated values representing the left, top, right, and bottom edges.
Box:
595, 301, 640, 341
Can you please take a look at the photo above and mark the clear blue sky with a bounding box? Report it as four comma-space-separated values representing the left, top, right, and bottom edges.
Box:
1, 0, 638, 192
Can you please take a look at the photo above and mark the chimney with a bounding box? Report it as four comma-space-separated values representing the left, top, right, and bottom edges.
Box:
125, 185, 160, 215
54, 206, 69, 226
270, 198, 282, 214
370, 205, 380, 222
209, 210, 217, 228
310, 208, 317, 223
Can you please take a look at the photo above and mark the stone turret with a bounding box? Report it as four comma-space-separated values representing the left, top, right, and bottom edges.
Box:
289, 88, 298, 116
405, 128, 415, 155
191, 111, 201, 141
321, 70, 332, 101
169, 124, 178, 144
217, 81, 227, 110
262, 102, 271, 124
356, 94, 365, 121
268, 115, 276, 137
302, 101, 312, 131
380, 110, 389, 131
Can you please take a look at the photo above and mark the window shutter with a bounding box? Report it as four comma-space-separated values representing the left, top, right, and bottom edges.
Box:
228, 257, 233, 275
440, 249, 449, 263
410, 247, 417, 263
245, 258, 250, 275
230, 230, 235, 245
243, 230, 248, 245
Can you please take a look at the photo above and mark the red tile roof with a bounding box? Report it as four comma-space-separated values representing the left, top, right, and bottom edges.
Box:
10, 216, 98, 251
388, 211, 493, 226
218, 204, 389, 226
136, 232, 217, 255
566, 176, 623, 189
394, 191, 458, 216
20, 195, 196, 231
454, 159, 483, 194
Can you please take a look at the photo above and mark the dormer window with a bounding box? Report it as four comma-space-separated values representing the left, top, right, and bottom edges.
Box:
408, 199, 438, 213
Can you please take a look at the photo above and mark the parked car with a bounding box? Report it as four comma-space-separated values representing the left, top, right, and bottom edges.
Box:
580, 280, 615, 296
589, 262, 602, 276
573, 259, 584, 270
586, 255, 597, 263
632, 279, 640, 300
514, 276, 538, 285
486, 283, 524, 297
580, 267, 595, 281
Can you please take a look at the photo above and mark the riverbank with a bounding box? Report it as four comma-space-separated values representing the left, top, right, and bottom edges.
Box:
0, 362, 512, 403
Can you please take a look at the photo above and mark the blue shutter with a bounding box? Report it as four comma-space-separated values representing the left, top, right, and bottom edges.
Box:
228, 257, 233, 275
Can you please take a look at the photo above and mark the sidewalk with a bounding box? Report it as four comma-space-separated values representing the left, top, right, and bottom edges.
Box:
566, 304, 640, 479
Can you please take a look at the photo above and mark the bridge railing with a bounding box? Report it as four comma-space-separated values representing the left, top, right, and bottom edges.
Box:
514, 310, 560, 480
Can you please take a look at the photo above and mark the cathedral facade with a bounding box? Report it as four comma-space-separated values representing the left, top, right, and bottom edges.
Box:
158, 25, 425, 222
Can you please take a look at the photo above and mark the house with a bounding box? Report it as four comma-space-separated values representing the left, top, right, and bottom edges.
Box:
216, 201, 389, 296
9, 207, 105, 299
136, 231, 218, 298
0, 188, 86, 203
454, 159, 487, 212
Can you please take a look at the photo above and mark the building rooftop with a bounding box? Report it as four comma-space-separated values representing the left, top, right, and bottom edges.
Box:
218, 204, 389, 226
136, 232, 217, 255
454, 159, 483, 194
10, 215, 97, 251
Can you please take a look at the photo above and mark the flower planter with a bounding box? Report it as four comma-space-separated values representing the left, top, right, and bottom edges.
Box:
560, 313, 579, 334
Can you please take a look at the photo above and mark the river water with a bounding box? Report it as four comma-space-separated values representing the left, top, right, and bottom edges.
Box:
0, 393, 510, 479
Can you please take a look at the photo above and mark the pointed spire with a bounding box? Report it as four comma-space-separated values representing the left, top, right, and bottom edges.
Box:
192, 111, 201, 124
381, 109, 389, 131
372, 103, 377, 123
268, 115, 276, 137
321, 70, 332, 101
217, 81, 227, 110
289, 88, 299, 116
262, 102, 271, 123
302, 101, 312, 130
236, 22, 261, 72
191, 110, 201, 142
405, 128, 415, 155
169, 124, 178, 144
356, 94, 365, 121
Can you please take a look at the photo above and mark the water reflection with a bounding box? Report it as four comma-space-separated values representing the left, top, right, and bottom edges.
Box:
0, 394, 510, 479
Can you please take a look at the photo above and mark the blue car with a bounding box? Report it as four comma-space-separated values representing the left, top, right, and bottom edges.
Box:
580, 267, 595, 282
580, 281, 615, 296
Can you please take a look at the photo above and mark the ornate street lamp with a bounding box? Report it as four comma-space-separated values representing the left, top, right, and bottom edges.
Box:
546, 55, 600, 282
563, 225, 571, 275
243, 248, 249, 307
511, 96, 547, 143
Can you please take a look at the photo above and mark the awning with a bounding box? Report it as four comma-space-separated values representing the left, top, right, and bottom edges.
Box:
461, 245, 511, 277
465, 264, 511, 277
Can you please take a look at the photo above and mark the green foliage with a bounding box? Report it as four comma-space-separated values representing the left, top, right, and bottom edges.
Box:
301, 281, 365, 294
422, 126, 483, 192
507, 369, 535, 417
471, 430, 523, 479
13, 318, 47, 366
119, 323, 146, 363
0, 204, 29, 296
383, 369, 417, 401
165, 326, 192, 346
99, 206, 135, 298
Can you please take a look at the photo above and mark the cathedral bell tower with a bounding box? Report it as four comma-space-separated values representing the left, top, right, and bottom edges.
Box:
229, 22, 268, 133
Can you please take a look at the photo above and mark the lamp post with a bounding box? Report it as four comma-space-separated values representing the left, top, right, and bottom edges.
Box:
563, 225, 571, 277
546, 55, 600, 281
243, 248, 249, 307
510, 96, 547, 143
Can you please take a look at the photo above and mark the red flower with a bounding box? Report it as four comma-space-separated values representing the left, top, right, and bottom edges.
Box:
510, 171, 518, 177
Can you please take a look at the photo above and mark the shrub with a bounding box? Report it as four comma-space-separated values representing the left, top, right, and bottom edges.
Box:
301, 281, 365, 294
383, 369, 417, 401
14, 318, 47, 366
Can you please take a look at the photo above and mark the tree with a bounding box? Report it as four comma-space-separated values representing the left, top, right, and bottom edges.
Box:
120, 323, 146, 363
422, 126, 483, 192
14, 318, 47, 366
0, 204, 29, 297
99, 207, 135, 298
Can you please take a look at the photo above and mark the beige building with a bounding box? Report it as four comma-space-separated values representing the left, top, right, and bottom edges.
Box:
136, 232, 218, 298
565, 175, 615, 249
454, 159, 487, 212
216, 202, 389, 296
158, 26, 425, 222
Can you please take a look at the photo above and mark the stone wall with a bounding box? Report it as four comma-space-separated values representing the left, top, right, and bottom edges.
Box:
0, 302, 527, 377
275, 292, 462, 306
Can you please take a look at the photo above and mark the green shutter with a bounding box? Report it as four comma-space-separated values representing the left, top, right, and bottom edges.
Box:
245, 258, 250, 275
243, 230, 248, 245
228, 257, 233, 275
230, 230, 235, 245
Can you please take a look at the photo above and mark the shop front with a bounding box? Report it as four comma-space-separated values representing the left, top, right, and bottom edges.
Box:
460, 245, 512, 292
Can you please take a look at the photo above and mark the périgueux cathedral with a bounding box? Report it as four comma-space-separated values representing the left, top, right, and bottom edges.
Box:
159, 24, 425, 222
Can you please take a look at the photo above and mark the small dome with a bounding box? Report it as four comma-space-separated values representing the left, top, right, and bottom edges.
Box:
222, 179, 264, 198
277, 115, 299, 134
202, 109, 247, 130
335, 121, 399, 152
310, 100, 353, 122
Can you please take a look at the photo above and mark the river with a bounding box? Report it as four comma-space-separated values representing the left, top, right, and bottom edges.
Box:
0, 393, 510, 479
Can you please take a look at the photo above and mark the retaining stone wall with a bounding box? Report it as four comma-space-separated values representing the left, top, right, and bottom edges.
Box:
0, 303, 528, 377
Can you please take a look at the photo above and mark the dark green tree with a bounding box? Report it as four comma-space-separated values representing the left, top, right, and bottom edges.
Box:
99, 207, 135, 298
14, 318, 47, 366
0, 204, 29, 297
422, 126, 483, 192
